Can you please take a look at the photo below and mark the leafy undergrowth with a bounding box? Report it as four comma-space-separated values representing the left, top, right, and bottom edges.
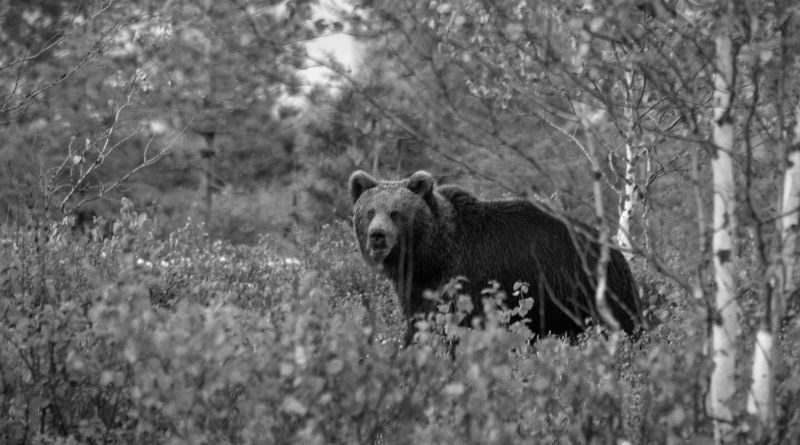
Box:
1, 204, 799, 444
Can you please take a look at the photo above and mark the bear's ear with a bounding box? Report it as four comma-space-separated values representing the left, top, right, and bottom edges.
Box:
349, 170, 379, 203
407, 171, 435, 198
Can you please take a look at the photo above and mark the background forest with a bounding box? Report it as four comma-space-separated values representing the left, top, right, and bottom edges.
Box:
2, 0, 800, 444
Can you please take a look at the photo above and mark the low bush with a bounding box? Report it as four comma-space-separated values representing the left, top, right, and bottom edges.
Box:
1, 204, 799, 444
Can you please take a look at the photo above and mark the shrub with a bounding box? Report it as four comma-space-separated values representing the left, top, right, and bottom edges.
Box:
1, 207, 799, 444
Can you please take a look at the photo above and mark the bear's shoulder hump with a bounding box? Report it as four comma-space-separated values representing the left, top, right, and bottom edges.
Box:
437, 185, 478, 204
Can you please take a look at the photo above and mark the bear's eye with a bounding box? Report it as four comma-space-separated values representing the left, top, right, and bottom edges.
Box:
389, 210, 399, 220
367, 209, 375, 219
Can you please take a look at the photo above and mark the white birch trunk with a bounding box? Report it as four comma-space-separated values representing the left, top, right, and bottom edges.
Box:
617, 140, 637, 260
578, 107, 621, 331
642, 148, 653, 252
591, 159, 619, 331
779, 102, 800, 323
747, 329, 774, 427
617, 69, 638, 260
749, 101, 800, 426
709, 29, 740, 444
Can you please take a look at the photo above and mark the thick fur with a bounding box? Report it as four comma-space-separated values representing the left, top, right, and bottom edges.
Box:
349, 170, 643, 345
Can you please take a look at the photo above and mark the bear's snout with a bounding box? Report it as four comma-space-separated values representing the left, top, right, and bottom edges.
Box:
369, 229, 388, 249
366, 213, 396, 262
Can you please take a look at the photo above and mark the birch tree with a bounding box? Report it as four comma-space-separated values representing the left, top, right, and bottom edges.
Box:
576, 103, 621, 331
747, 95, 800, 430
616, 67, 641, 261
708, 11, 740, 442
741, 5, 800, 431
343, 0, 800, 440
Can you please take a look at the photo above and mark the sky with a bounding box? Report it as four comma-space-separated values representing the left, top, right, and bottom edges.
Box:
275, 0, 363, 115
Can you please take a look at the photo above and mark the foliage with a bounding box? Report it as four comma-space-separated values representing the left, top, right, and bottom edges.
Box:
3, 0, 800, 443
0, 0, 326, 232
2, 211, 799, 444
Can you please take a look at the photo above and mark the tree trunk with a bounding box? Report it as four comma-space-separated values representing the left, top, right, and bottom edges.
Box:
749, 100, 800, 427
709, 23, 740, 444
579, 107, 621, 331
616, 68, 639, 260
747, 327, 774, 428
617, 140, 636, 260
779, 101, 800, 326
201, 132, 215, 230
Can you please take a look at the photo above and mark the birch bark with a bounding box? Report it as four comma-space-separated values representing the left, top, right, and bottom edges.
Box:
709, 24, 740, 444
617, 68, 638, 261
748, 101, 800, 426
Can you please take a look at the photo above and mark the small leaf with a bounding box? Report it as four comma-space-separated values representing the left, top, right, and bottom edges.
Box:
282, 396, 308, 416
124, 340, 138, 363
100, 371, 114, 386
443, 382, 465, 396
326, 358, 344, 375
668, 406, 686, 425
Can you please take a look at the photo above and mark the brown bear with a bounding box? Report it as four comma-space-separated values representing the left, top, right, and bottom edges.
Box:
349, 170, 643, 345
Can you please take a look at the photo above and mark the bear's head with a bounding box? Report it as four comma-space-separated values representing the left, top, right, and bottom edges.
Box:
349, 170, 436, 267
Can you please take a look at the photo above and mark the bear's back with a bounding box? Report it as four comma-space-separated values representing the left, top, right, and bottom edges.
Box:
438, 193, 584, 279
435, 192, 618, 334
